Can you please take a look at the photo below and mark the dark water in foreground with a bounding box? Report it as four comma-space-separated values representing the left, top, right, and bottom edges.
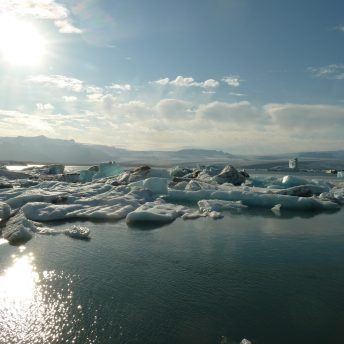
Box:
1, 209, 344, 344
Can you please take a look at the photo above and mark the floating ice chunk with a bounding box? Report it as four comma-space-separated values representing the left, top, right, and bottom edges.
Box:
208, 211, 223, 219
22, 195, 140, 221
128, 177, 168, 195
271, 203, 282, 215
213, 165, 246, 186
210, 190, 340, 210
171, 181, 189, 190
64, 225, 90, 240
198, 200, 247, 213
0, 168, 31, 180
116, 166, 171, 185
21, 185, 151, 222
275, 184, 329, 197
185, 180, 202, 191
0, 202, 11, 221
2, 211, 34, 244
60, 173, 80, 183
319, 185, 344, 205
166, 188, 339, 210
0, 180, 12, 189
93, 161, 123, 180
338, 171, 344, 178
44, 164, 65, 175
165, 190, 213, 202
240, 339, 252, 344
142, 177, 168, 194
79, 170, 96, 182
126, 199, 189, 224
181, 211, 206, 220
170, 166, 192, 178
34, 225, 62, 235
5, 190, 67, 210
281, 175, 309, 188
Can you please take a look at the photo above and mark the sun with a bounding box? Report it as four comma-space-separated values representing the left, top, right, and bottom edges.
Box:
0, 15, 46, 66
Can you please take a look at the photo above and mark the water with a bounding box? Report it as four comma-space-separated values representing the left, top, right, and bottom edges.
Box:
1, 209, 344, 343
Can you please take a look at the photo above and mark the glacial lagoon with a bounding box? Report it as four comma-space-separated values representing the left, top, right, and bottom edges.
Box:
1, 164, 344, 343
1, 209, 344, 343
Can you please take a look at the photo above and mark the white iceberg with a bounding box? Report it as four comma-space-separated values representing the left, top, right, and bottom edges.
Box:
126, 199, 189, 224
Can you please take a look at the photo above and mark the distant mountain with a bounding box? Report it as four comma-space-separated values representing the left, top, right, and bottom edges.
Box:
1, 135, 342, 168
0, 136, 233, 165
0, 136, 113, 164
297, 150, 344, 160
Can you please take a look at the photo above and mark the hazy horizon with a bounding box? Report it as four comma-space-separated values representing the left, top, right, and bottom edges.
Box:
0, 0, 343, 154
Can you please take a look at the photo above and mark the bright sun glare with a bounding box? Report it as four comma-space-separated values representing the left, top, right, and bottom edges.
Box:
0, 15, 46, 66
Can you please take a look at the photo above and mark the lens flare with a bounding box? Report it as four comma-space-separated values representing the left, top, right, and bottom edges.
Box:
0, 15, 46, 66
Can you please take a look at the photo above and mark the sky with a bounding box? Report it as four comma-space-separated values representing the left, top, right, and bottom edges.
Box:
0, 0, 343, 154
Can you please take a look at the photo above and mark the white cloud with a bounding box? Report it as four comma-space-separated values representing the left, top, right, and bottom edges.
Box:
153, 78, 170, 86
197, 101, 263, 125
155, 99, 193, 118
28, 74, 103, 93
152, 76, 219, 88
0, 0, 82, 34
87, 93, 104, 102
107, 83, 132, 91
308, 64, 344, 80
54, 20, 82, 34
36, 103, 54, 110
62, 96, 78, 102
264, 103, 344, 131
229, 92, 245, 97
222, 75, 242, 87
29, 74, 84, 92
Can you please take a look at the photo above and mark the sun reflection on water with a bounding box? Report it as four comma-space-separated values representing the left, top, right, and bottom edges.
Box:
0, 253, 91, 344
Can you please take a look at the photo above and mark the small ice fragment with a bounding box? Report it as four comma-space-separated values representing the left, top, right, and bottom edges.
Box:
208, 211, 223, 219
240, 339, 252, 344
271, 203, 282, 215
64, 225, 90, 240
181, 211, 206, 220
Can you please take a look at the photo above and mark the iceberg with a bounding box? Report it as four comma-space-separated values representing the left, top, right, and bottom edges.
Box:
129, 177, 169, 195
0, 164, 343, 245
126, 199, 190, 224
93, 161, 123, 180
2, 211, 34, 244
165, 188, 339, 210
79, 170, 96, 182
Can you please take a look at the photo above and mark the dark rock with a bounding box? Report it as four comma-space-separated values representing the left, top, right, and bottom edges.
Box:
214, 165, 246, 186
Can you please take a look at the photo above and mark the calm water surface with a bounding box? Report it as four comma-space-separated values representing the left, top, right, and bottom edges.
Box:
1, 209, 344, 343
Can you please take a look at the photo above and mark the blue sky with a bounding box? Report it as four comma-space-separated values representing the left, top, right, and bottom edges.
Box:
0, 0, 343, 154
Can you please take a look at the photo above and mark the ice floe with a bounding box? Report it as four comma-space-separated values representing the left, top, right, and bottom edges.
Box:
0, 162, 343, 244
